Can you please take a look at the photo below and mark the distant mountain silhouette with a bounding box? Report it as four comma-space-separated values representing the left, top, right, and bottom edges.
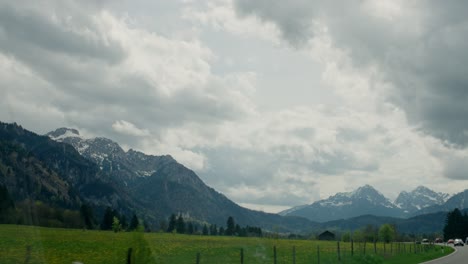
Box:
281, 185, 403, 222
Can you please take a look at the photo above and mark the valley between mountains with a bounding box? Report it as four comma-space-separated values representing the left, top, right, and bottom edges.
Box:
1, 121, 468, 235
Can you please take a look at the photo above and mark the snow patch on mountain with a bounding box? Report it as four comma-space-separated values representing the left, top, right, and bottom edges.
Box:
320, 201, 353, 207
137, 170, 156, 177
278, 204, 308, 216
46, 127, 174, 181
394, 186, 450, 214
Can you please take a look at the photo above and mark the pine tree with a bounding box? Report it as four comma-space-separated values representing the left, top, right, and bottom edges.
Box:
167, 214, 177, 232
0, 185, 14, 223
80, 204, 95, 229
129, 213, 139, 231
202, 224, 209, 235
101, 207, 114, 230
226, 216, 235, 236
176, 215, 185, 234
0, 185, 14, 211
443, 208, 465, 239
210, 224, 218, 236
143, 220, 151, 232
120, 215, 128, 230
239, 227, 247, 237
235, 224, 241, 236
187, 222, 194, 234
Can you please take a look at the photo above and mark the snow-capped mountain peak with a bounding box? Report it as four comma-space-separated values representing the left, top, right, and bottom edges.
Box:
46, 128, 175, 181
338, 184, 394, 207
395, 185, 450, 213
280, 184, 402, 222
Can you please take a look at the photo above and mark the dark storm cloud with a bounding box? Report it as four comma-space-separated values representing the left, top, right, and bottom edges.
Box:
234, 0, 468, 147
0, 4, 124, 63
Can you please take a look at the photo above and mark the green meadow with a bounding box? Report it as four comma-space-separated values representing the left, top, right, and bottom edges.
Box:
0, 225, 453, 264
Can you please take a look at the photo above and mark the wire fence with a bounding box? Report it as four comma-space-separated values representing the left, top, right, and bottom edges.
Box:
121, 241, 440, 264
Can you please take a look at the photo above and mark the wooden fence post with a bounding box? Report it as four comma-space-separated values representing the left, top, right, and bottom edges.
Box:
337, 241, 341, 261
273, 246, 277, 264
24, 245, 31, 264
363, 242, 366, 255
127, 248, 133, 264
374, 241, 377, 254
196, 252, 201, 264
292, 246, 296, 264
351, 239, 354, 256
317, 245, 320, 264
240, 248, 244, 264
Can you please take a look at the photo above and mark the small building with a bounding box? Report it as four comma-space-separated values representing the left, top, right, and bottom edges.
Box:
318, 230, 335, 241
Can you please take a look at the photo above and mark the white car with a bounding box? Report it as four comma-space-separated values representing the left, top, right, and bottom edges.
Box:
454, 239, 464, 247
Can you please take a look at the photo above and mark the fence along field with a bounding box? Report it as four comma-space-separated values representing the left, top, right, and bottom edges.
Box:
0, 224, 453, 264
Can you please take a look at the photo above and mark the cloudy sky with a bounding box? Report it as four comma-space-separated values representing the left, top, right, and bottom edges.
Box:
1, 0, 468, 213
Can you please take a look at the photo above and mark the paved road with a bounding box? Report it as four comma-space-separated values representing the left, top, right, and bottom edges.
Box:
421, 245, 467, 264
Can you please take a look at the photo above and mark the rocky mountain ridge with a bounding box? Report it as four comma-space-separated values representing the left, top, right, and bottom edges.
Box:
1, 123, 315, 232
395, 185, 450, 214
281, 185, 456, 222
281, 185, 403, 222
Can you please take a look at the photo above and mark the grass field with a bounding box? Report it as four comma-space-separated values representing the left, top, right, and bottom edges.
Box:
0, 224, 454, 264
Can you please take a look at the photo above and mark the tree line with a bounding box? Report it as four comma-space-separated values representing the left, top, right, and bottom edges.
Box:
443, 208, 468, 240
0, 184, 141, 231
163, 214, 262, 237
1, 183, 262, 237
341, 224, 398, 243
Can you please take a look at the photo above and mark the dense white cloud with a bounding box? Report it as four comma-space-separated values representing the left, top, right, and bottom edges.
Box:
1, 0, 467, 213
112, 120, 150, 137
182, 0, 281, 43
235, 0, 468, 146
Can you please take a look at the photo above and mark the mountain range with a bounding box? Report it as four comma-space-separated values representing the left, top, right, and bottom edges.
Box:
395, 186, 450, 214
0, 122, 312, 233
1, 121, 468, 235
280, 185, 403, 222
280, 185, 468, 223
